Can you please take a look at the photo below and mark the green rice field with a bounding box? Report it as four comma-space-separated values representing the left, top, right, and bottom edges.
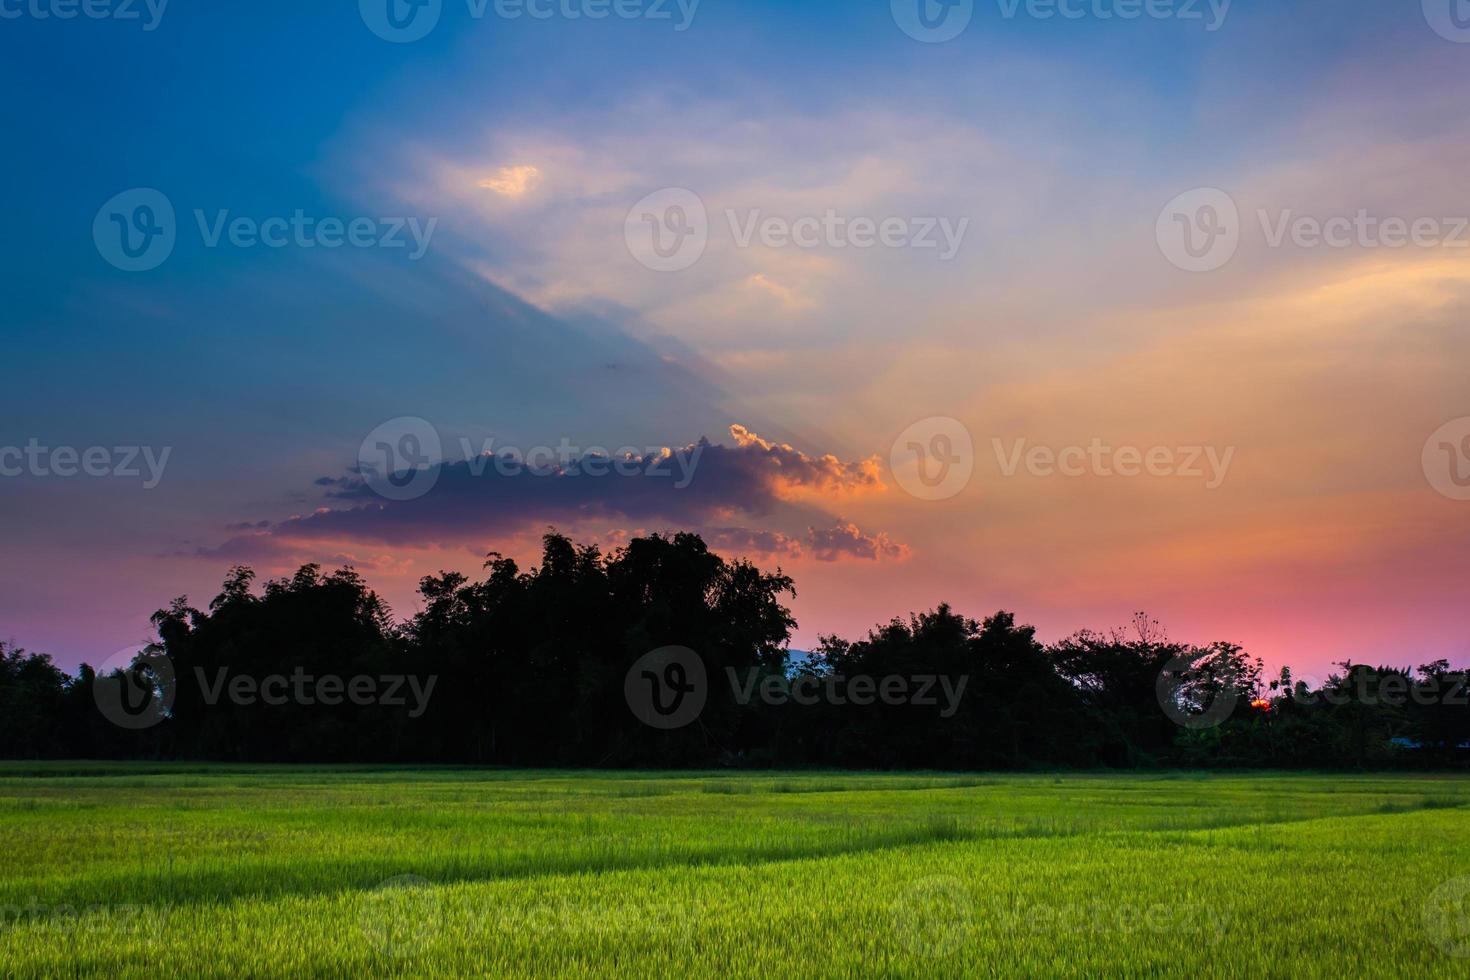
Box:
2, 765, 1468, 977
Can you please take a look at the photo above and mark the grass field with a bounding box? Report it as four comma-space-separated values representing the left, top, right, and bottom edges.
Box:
2, 765, 1468, 977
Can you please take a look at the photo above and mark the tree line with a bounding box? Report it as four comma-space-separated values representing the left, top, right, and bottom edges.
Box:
3, 531, 1467, 768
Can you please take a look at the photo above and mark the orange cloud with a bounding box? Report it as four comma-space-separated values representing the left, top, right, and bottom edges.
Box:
805, 522, 911, 563
728, 424, 884, 500
477, 165, 541, 198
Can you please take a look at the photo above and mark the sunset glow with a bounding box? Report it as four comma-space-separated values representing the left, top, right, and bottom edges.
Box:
4, 1, 1469, 680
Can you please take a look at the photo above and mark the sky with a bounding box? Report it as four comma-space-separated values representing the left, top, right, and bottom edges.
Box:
2, 0, 1469, 678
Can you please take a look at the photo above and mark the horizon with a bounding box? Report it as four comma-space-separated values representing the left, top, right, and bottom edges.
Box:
17, 528, 1465, 685
5, 0, 1470, 677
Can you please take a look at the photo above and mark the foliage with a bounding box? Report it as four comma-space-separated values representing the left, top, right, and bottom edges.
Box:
1, 767, 1468, 977
2, 532, 1466, 768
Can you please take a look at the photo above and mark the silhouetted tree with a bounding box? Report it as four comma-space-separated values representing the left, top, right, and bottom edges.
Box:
4, 537, 1467, 769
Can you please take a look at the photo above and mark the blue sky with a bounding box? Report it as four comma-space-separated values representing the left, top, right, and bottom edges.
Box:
4, 0, 1470, 673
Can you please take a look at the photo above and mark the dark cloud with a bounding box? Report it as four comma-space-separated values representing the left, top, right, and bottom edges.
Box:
805, 522, 910, 563
223, 520, 271, 532
703, 527, 804, 559
208, 426, 905, 564
703, 523, 909, 564
267, 426, 881, 544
